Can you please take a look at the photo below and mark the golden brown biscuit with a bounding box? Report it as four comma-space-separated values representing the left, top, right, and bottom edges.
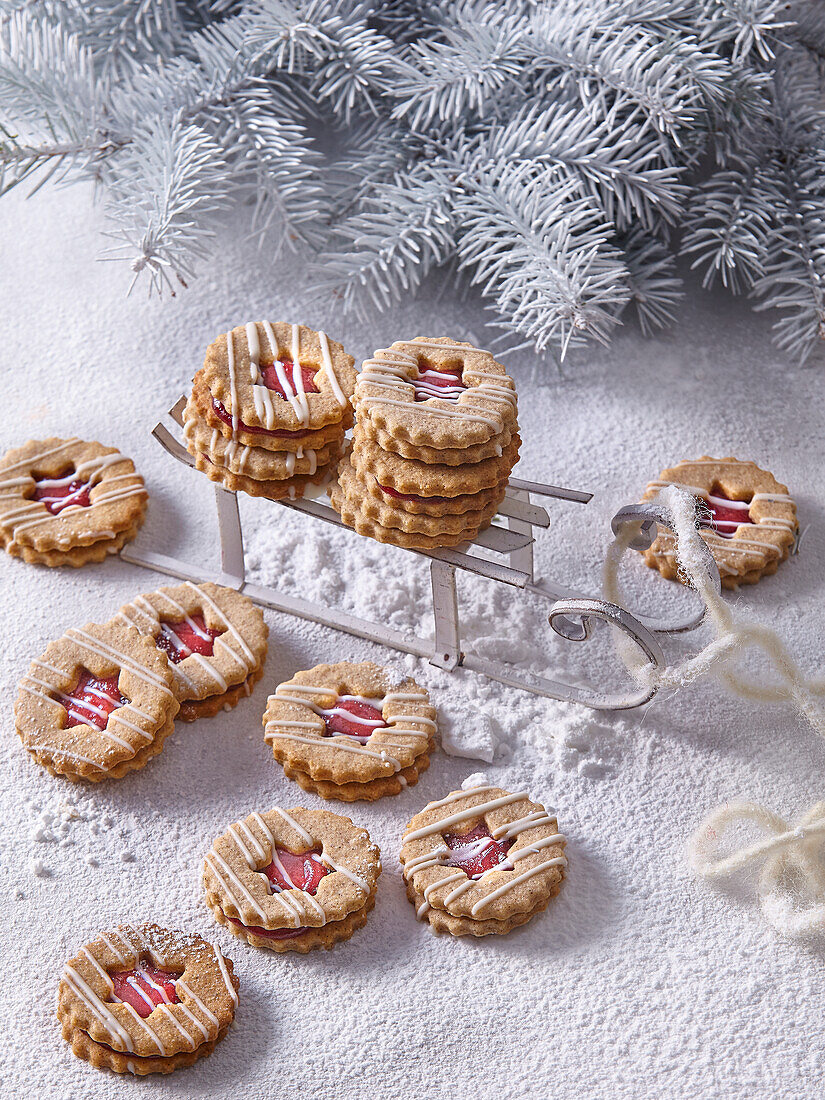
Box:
354, 337, 517, 450
263, 661, 436, 786
0, 437, 147, 565
57, 923, 238, 1075
640, 456, 797, 588
400, 785, 567, 936
203, 807, 381, 953
15, 620, 179, 781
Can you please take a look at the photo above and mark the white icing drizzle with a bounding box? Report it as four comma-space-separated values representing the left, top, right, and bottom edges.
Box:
184, 582, 255, 672
113, 927, 140, 961
264, 724, 401, 770
157, 1003, 196, 1050
318, 330, 347, 406
125, 975, 156, 1013
226, 329, 239, 435
319, 853, 370, 895
65, 628, 175, 697
403, 791, 527, 841
176, 979, 219, 1034
63, 964, 134, 1053
205, 851, 268, 923
214, 948, 238, 1007
121, 1002, 166, 1056
246, 322, 260, 382
272, 807, 314, 847
99, 933, 128, 964
171, 1001, 211, 1046
470, 856, 567, 916
23, 741, 106, 770
80, 947, 114, 991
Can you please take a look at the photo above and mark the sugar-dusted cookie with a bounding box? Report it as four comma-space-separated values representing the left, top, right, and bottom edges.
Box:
57, 923, 239, 1075
201, 321, 356, 435
354, 338, 517, 452
400, 785, 567, 937
204, 807, 381, 953
641, 456, 798, 588
0, 437, 147, 566
118, 581, 269, 721
15, 620, 179, 781
263, 660, 436, 799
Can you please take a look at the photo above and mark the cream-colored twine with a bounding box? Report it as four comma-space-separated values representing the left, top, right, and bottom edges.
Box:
602, 484, 825, 736
688, 801, 825, 936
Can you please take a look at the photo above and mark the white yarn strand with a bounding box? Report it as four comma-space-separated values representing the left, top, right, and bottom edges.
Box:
688, 801, 825, 938
602, 485, 825, 737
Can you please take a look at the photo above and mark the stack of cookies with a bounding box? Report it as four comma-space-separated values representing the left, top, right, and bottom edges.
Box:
183, 321, 357, 500
0, 437, 147, 567
262, 661, 437, 801
329, 337, 520, 548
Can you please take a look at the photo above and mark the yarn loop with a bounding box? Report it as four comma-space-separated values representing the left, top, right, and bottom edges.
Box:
688, 801, 825, 937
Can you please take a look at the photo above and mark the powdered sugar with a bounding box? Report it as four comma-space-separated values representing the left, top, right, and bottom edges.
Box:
1, 183, 824, 1099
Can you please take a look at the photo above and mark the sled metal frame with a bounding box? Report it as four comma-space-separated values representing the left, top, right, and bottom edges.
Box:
119, 398, 718, 711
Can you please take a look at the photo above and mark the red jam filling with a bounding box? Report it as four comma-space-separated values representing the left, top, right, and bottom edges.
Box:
32, 470, 91, 513
211, 396, 309, 438
155, 614, 222, 663
703, 490, 754, 539
413, 365, 465, 403
53, 669, 127, 730
228, 917, 308, 940
376, 480, 449, 504
443, 824, 512, 879
319, 696, 387, 744
110, 966, 179, 1018
260, 360, 320, 401
264, 847, 331, 895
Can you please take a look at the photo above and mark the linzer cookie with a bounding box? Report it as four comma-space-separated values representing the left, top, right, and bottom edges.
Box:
15, 620, 179, 781
0, 437, 147, 566
57, 923, 239, 1075
355, 338, 517, 451
118, 581, 268, 721
262, 661, 436, 801
204, 807, 381, 952
183, 321, 355, 501
332, 337, 520, 549
400, 785, 567, 937
641, 457, 798, 588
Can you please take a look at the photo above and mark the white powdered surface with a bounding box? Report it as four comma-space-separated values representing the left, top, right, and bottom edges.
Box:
1, 185, 824, 1100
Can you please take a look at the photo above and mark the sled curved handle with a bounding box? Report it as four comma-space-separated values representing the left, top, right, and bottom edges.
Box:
609, 501, 722, 634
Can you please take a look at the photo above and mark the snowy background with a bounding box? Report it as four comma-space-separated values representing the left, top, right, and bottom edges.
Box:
1, 182, 824, 1099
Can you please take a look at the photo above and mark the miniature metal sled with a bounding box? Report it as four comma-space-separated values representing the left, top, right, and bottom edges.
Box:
119, 398, 718, 711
